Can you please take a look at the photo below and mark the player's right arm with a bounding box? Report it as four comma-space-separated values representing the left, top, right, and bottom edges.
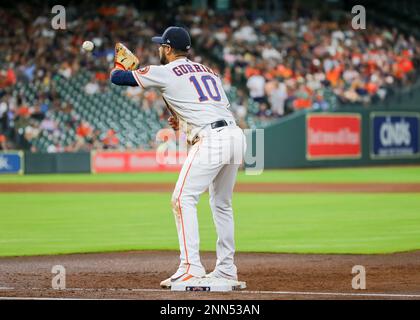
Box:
110, 65, 168, 89
130, 65, 168, 89
110, 69, 138, 86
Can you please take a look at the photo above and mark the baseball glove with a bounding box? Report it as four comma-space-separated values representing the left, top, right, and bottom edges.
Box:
114, 43, 139, 71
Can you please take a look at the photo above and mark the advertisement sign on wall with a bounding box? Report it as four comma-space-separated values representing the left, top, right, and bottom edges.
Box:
0, 152, 24, 174
306, 114, 361, 160
92, 151, 187, 173
371, 113, 420, 159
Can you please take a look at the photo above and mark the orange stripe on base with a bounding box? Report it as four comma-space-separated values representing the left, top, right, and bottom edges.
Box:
177, 145, 201, 270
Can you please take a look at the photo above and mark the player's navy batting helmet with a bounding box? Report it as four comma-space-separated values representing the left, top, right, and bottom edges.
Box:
152, 26, 191, 51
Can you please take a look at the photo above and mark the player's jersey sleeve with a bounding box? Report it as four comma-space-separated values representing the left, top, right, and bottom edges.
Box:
110, 69, 138, 86
131, 65, 169, 89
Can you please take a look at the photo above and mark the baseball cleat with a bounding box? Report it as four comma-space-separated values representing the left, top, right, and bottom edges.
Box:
160, 273, 201, 289
204, 271, 247, 289
160, 277, 172, 288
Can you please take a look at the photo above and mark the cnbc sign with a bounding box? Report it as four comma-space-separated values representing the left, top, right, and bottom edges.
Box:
371, 113, 420, 159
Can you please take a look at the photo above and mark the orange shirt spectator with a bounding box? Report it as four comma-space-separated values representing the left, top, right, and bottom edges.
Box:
276, 64, 293, 78
393, 62, 403, 79
366, 82, 378, 95
17, 105, 30, 117
366, 59, 377, 74
0, 134, 7, 150
223, 67, 231, 85
263, 71, 275, 81
326, 65, 342, 87
402, 49, 412, 58
245, 66, 260, 79
6, 69, 16, 86
76, 122, 92, 138
0, 69, 16, 88
98, 6, 118, 16
393, 57, 413, 79
293, 98, 312, 109
95, 72, 108, 82
400, 58, 414, 73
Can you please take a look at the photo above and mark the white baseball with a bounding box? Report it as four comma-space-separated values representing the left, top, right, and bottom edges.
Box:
82, 40, 94, 52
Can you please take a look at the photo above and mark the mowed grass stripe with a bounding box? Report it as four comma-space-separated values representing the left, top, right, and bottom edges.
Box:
1, 166, 420, 183
0, 193, 419, 256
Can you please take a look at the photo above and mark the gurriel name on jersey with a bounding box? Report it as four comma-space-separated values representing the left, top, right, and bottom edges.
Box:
172, 63, 218, 77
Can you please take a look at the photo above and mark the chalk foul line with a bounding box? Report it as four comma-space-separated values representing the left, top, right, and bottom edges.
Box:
0, 287, 419, 298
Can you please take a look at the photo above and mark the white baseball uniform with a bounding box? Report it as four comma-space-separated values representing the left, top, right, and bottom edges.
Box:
132, 58, 246, 280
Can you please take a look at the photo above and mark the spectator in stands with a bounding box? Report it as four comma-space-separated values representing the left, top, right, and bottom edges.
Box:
102, 129, 119, 149
84, 76, 100, 95
0, 96, 9, 132
312, 93, 329, 111
0, 3, 418, 152
246, 70, 266, 104
76, 121, 93, 139
0, 134, 7, 150
256, 102, 272, 119
266, 78, 287, 117
0, 68, 16, 88
58, 62, 73, 80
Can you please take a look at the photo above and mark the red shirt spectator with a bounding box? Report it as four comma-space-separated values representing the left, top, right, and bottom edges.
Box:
245, 66, 260, 79
223, 67, 231, 85
98, 6, 118, 16
366, 82, 378, 95
76, 122, 93, 138
276, 64, 293, 79
293, 98, 312, 109
326, 65, 342, 87
95, 72, 108, 82
0, 134, 7, 150
0, 69, 16, 88
400, 58, 414, 73
102, 129, 119, 148
17, 105, 31, 117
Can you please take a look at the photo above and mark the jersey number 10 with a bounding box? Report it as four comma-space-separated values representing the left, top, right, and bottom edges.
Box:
189, 75, 221, 102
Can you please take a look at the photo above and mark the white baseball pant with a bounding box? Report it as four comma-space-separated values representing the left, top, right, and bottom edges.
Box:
170, 124, 246, 280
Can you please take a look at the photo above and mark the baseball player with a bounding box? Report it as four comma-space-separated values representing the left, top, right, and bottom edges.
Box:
110, 26, 246, 289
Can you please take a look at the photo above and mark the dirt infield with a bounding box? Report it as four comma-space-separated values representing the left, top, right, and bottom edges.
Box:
0, 250, 419, 300
2, 182, 420, 193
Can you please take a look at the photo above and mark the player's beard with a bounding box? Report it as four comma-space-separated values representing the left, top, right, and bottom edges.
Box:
160, 50, 169, 65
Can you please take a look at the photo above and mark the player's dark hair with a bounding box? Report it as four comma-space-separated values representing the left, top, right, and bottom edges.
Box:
172, 48, 188, 57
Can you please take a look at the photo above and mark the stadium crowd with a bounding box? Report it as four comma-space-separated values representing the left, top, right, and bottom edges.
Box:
186, 8, 420, 115
0, 3, 419, 151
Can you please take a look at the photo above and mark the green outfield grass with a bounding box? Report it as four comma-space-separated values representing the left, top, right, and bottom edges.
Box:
1, 166, 420, 183
1, 192, 419, 257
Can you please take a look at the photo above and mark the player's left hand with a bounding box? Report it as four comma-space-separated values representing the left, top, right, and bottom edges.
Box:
114, 43, 139, 71
168, 116, 179, 131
